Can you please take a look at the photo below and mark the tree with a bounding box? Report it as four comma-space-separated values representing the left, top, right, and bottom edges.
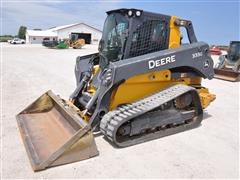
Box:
18, 26, 27, 39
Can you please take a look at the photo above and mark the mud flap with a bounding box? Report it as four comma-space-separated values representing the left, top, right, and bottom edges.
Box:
16, 90, 99, 171
214, 68, 240, 82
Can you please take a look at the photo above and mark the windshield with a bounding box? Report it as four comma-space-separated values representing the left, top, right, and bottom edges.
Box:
229, 42, 240, 62
100, 13, 128, 64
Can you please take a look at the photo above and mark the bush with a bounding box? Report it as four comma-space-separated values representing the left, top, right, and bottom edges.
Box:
0, 35, 14, 42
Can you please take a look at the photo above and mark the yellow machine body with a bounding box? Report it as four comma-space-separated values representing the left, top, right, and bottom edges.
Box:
109, 70, 215, 110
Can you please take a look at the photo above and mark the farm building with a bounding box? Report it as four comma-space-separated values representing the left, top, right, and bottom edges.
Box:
25, 23, 102, 44
25, 30, 57, 44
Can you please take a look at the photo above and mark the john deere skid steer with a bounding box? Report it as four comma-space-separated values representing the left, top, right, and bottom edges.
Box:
16, 9, 216, 171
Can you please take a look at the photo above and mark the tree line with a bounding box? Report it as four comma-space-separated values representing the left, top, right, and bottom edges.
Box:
0, 26, 27, 42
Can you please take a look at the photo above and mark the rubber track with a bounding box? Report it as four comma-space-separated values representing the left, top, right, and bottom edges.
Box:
100, 84, 203, 147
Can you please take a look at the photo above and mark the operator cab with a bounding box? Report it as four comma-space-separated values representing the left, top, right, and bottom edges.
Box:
228, 41, 240, 62
98, 9, 171, 69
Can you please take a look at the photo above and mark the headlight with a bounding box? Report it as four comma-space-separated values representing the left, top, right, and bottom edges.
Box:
136, 10, 141, 17
128, 10, 133, 16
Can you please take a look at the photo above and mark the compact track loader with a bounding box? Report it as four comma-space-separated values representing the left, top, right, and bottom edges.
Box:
214, 41, 240, 81
16, 9, 216, 171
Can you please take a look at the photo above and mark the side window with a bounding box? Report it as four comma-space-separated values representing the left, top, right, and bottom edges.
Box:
129, 20, 168, 58
132, 32, 138, 42
108, 23, 127, 47
152, 22, 166, 42
116, 23, 127, 35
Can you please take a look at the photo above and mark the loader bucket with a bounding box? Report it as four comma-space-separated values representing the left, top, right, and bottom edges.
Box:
16, 90, 98, 171
214, 68, 240, 82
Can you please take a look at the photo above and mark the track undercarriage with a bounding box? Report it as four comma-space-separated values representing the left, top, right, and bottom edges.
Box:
100, 84, 203, 147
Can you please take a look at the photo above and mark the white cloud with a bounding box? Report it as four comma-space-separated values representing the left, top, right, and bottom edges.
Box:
2, 1, 122, 35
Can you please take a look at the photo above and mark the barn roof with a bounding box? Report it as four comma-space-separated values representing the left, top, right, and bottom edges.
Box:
26, 30, 57, 37
49, 23, 102, 32
26, 22, 102, 37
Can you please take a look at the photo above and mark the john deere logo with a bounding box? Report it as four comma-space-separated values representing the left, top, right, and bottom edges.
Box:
148, 55, 176, 69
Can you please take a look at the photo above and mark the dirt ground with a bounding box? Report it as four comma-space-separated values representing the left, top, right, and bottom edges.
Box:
1, 43, 239, 179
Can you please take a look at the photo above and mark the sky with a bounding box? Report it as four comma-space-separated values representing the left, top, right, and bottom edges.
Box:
1, 0, 239, 45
